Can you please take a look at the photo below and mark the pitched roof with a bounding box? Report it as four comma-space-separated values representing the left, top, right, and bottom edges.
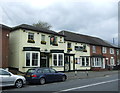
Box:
11, 24, 65, 37
59, 30, 115, 47
0, 24, 11, 30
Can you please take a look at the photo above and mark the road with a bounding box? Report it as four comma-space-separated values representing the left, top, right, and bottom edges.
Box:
2, 73, 119, 93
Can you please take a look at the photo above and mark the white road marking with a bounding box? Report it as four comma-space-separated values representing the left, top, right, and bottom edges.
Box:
53, 79, 119, 93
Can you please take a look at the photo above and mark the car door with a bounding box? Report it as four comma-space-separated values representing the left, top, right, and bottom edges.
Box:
49, 69, 61, 81
1, 70, 15, 86
42, 68, 54, 82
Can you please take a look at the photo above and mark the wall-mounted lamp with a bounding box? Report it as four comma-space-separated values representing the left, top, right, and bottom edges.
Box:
6, 34, 9, 37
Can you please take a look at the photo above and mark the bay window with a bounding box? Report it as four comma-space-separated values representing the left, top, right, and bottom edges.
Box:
92, 58, 101, 67
81, 57, 90, 66
52, 53, 64, 66
25, 52, 40, 67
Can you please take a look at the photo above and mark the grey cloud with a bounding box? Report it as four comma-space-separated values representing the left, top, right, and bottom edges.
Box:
0, 0, 118, 45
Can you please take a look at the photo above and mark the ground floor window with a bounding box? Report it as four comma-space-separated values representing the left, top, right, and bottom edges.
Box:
52, 53, 64, 66
25, 51, 40, 67
92, 58, 101, 67
75, 57, 90, 66
81, 57, 90, 66
110, 57, 115, 66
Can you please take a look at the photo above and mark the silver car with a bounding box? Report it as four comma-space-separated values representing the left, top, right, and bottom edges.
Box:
0, 69, 26, 88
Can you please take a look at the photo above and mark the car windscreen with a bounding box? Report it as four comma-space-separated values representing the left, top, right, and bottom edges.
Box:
27, 69, 36, 73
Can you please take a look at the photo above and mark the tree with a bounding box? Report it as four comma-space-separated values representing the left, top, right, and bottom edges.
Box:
33, 21, 52, 30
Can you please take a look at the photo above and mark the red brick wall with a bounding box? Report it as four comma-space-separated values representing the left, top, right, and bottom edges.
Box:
0, 28, 10, 68
90, 45, 102, 55
90, 45, 117, 65
102, 47, 117, 65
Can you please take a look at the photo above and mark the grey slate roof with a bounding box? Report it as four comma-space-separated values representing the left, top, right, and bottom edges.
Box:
59, 30, 116, 48
11, 24, 65, 37
0, 24, 11, 30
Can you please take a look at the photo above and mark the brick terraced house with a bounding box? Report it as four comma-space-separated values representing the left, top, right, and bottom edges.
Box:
59, 31, 119, 71
0, 24, 11, 69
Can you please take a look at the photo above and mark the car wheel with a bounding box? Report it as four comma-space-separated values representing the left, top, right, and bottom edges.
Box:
39, 78, 46, 85
15, 79, 23, 88
62, 76, 66, 81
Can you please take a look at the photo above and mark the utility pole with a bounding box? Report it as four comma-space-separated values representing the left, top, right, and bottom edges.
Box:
113, 38, 115, 44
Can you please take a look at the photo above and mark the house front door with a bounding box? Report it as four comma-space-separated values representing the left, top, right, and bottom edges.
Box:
64, 56, 70, 71
102, 58, 105, 69
40, 53, 49, 67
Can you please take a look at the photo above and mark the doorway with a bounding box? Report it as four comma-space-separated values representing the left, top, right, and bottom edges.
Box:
40, 53, 49, 67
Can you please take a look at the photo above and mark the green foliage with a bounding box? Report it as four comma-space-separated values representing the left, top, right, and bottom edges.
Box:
33, 21, 52, 30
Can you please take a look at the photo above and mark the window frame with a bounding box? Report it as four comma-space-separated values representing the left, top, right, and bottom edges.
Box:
81, 57, 90, 67
28, 32, 34, 40
52, 53, 64, 66
102, 47, 107, 53
110, 48, 114, 54
41, 34, 45, 41
110, 57, 115, 66
25, 51, 40, 67
92, 46, 96, 53
92, 58, 101, 67
67, 43, 72, 48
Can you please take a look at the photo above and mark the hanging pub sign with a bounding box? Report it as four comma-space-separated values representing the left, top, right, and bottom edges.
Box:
50, 36, 58, 46
50, 36, 54, 45
75, 44, 86, 51
75, 46, 83, 51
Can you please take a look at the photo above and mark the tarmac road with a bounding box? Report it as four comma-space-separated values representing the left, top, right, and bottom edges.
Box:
2, 71, 119, 93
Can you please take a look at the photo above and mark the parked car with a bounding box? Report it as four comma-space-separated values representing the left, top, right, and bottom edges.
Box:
25, 68, 67, 85
0, 69, 26, 88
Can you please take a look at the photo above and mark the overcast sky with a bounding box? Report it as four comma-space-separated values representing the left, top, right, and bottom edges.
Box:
0, 0, 119, 45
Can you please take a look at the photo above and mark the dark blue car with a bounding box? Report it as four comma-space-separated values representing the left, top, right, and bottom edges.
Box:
25, 68, 67, 85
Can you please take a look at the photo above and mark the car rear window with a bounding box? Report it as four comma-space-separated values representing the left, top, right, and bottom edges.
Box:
27, 69, 36, 73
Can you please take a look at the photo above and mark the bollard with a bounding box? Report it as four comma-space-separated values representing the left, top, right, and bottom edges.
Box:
86, 68, 88, 77
75, 70, 77, 76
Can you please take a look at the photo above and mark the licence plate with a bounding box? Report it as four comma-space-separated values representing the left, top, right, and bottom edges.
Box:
26, 75, 30, 77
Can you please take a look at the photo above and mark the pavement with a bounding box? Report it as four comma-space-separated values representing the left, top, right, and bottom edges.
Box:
64, 70, 119, 80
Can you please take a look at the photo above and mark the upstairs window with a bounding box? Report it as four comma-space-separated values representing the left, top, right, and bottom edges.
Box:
68, 43, 71, 48
28, 32, 34, 40
28, 32, 35, 43
67, 43, 72, 51
110, 48, 114, 54
41, 35, 45, 41
102, 47, 107, 53
92, 46, 96, 53
41, 35, 46, 44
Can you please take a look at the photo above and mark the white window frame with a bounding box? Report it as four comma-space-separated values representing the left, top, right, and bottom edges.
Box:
117, 49, 119, 55
52, 53, 64, 66
110, 48, 114, 54
81, 57, 90, 67
28, 32, 34, 40
25, 51, 40, 67
92, 46, 96, 53
102, 47, 107, 53
41, 34, 45, 41
92, 58, 101, 67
